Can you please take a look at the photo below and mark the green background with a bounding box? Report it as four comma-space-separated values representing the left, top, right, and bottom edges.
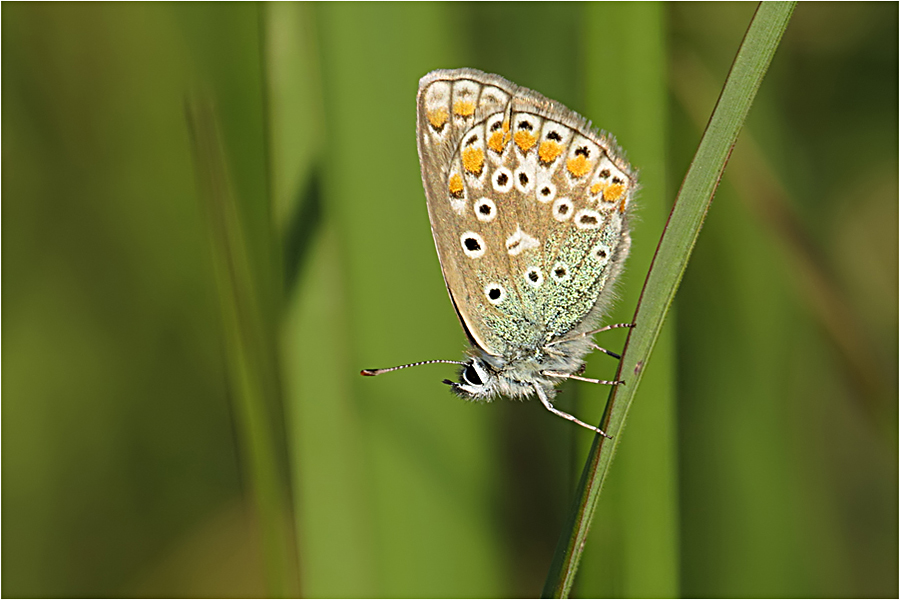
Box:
3, 2, 896, 597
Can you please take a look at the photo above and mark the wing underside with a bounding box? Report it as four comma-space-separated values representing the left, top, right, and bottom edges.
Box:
416, 69, 636, 358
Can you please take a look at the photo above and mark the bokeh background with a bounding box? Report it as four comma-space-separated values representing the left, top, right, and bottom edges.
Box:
3, 2, 896, 597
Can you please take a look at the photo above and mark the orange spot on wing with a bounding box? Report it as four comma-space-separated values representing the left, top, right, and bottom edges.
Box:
427, 108, 449, 130
449, 173, 464, 198
487, 121, 510, 153
566, 155, 592, 178
590, 182, 607, 196
453, 100, 475, 117
487, 131, 507, 153
604, 183, 625, 203
514, 131, 537, 153
462, 147, 484, 175
538, 140, 563, 164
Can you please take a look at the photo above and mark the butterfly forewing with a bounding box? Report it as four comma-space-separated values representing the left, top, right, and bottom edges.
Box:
417, 69, 636, 359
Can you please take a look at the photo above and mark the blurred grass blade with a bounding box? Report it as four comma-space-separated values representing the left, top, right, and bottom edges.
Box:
262, 4, 384, 595
186, 98, 300, 598
542, 3, 797, 597
670, 48, 890, 430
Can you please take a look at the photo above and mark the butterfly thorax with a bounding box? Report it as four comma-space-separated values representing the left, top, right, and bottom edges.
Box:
451, 334, 597, 401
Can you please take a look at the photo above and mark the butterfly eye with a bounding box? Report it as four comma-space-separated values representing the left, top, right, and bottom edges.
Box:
462, 364, 483, 386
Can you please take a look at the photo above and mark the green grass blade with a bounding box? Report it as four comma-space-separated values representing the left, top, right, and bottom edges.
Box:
309, 4, 506, 596
262, 4, 384, 595
574, 3, 679, 598
186, 98, 300, 598
542, 3, 797, 597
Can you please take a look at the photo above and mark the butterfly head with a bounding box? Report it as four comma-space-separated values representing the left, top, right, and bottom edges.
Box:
443, 354, 549, 401
443, 356, 501, 400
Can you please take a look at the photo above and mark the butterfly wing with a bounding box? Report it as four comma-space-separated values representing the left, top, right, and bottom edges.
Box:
416, 69, 636, 358
417, 69, 515, 356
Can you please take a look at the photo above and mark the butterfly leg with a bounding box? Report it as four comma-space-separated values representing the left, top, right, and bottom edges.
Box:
544, 372, 624, 386
583, 322, 635, 335
546, 322, 635, 359
545, 341, 622, 360
582, 322, 634, 359
587, 342, 622, 360
534, 385, 611, 438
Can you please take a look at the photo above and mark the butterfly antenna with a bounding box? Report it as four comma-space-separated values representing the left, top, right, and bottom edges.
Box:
361, 359, 467, 377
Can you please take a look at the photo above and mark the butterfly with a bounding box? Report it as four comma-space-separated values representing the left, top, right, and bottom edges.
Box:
363, 69, 636, 435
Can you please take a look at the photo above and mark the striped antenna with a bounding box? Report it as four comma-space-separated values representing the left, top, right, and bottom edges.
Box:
360, 359, 467, 377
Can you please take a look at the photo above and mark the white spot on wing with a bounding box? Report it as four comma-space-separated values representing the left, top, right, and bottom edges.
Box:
552, 197, 573, 221
460, 231, 486, 258
592, 243, 611, 263
492, 166, 513, 193
514, 167, 534, 194
525, 266, 544, 288
551, 262, 571, 282
574, 208, 602, 230
474, 197, 497, 222
485, 283, 506, 305
506, 224, 540, 256
479, 86, 509, 111
537, 180, 556, 203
